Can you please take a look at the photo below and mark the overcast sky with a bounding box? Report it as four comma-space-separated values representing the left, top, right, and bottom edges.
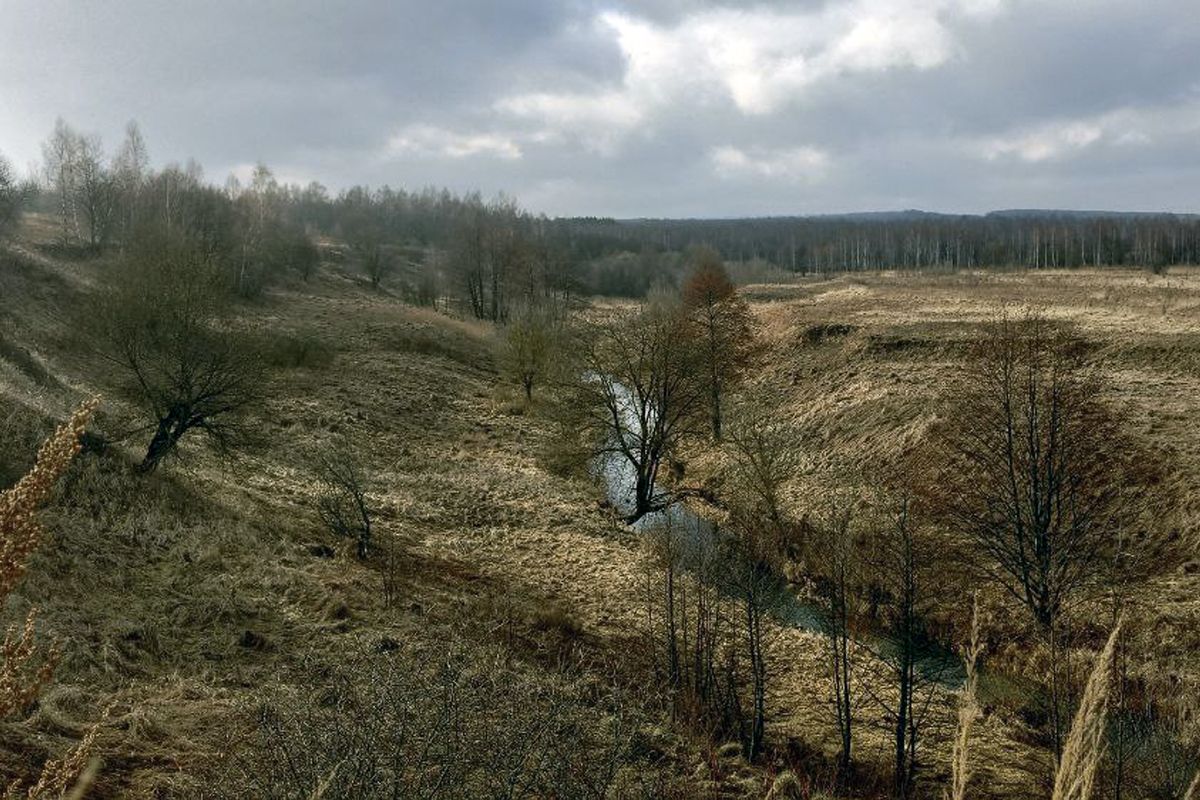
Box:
2, 0, 1198, 217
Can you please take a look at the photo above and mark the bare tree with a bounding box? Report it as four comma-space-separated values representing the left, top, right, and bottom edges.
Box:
681, 247, 753, 440
345, 222, 390, 289
42, 118, 81, 244
723, 501, 790, 761
498, 300, 563, 403
111, 121, 150, 251
812, 496, 862, 783
925, 313, 1158, 753
727, 406, 802, 549
96, 231, 259, 472
452, 200, 490, 318
578, 294, 707, 521
75, 133, 115, 250
862, 492, 950, 798
644, 516, 741, 742
720, 403, 803, 760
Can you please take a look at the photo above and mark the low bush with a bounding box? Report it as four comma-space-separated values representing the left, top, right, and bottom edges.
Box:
220, 637, 663, 799
258, 331, 336, 370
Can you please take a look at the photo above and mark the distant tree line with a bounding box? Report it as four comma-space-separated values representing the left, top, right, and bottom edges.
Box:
7, 118, 1198, 321
554, 211, 1200, 274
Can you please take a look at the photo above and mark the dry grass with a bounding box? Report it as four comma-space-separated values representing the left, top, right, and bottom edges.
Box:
0, 224, 698, 796
0, 399, 96, 797
5, 213, 1200, 798
1051, 625, 1120, 800
948, 595, 983, 800
700, 267, 1200, 796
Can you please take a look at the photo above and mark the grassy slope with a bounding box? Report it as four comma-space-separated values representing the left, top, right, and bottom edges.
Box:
0, 225, 694, 795
732, 269, 1200, 795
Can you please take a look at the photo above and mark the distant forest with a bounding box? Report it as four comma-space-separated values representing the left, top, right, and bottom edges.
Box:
259, 188, 1200, 307
558, 209, 1200, 274
8, 119, 1200, 322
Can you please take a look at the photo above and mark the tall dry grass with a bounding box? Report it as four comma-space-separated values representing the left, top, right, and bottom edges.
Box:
947, 594, 983, 800
1051, 623, 1121, 800
1184, 770, 1200, 800
1, 399, 95, 716
0, 398, 99, 798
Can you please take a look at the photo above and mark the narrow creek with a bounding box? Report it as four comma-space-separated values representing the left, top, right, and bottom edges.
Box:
594, 379, 962, 684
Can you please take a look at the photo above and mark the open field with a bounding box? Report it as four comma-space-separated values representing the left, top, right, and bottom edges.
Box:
3, 216, 1200, 797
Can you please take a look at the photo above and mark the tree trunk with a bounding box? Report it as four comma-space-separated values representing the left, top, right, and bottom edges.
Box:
139, 409, 188, 473
894, 652, 913, 798
747, 600, 766, 761
631, 466, 657, 522
710, 377, 722, 441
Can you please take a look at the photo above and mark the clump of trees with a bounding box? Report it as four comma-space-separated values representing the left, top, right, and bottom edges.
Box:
41, 118, 136, 252
641, 407, 797, 763
0, 152, 33, 238
644, 514, 788, 763
623, 299, 1179, 799
36, 120, 319, 296
556, 210, 1200, 273
561, 248, 754, 517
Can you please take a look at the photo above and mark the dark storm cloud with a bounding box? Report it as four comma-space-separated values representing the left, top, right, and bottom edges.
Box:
2, 0, 1197, 215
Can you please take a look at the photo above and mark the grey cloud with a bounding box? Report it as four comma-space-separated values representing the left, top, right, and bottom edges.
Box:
1, 0, 1197, 216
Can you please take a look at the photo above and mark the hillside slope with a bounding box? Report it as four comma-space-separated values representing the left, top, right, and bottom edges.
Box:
0, 229, 707, 796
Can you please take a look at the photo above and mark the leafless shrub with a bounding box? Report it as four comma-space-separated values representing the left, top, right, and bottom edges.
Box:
379, 537, 402, 610
1103, 686, 1200, 800
222, 638, 651, 799
313, 440, 373, 559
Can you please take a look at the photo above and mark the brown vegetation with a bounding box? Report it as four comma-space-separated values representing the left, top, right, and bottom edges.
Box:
4, 180, 1200, 799
1, 399, 97, 796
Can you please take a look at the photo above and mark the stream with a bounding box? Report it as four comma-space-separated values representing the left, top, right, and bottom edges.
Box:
593, 378, 962, 683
